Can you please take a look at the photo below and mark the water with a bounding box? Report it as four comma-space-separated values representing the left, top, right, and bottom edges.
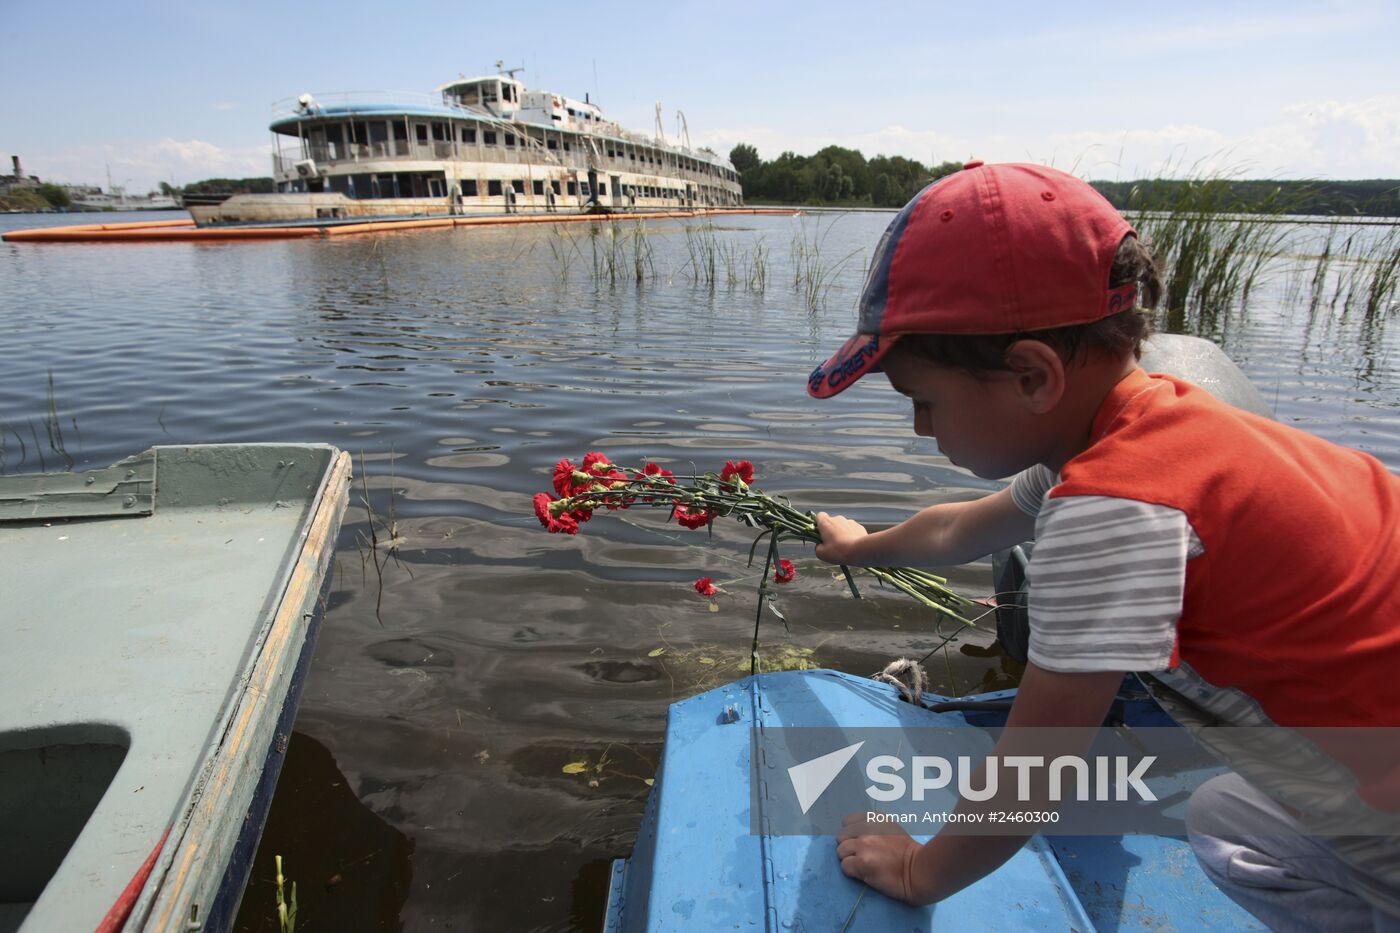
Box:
2, 209, 1397, 931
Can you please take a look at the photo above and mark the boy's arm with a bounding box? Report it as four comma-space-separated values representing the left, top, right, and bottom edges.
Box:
836, 663, 1123, 905
815, 485, 1035, 568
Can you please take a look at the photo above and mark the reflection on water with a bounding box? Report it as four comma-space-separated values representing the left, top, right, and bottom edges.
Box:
2, 210, 1397, 930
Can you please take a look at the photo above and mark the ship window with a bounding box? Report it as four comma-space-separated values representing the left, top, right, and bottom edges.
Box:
546, 139, 557, 150
415, 124, 428, 143
432, 123, 447, 142
505, 134, 516, 147
369, 122, 388, 143
462, 127, 476, 144
598, 184, 607, 195
511, 179, 524, 193
428, 177, 445, 197
551, 181, 561, 195
531, 180, 543, 195
488, 180, 502, 196
563, 142, 571, 152
567, 181, 577, 196
484, 131, 497, 145
579, 182, 590, 195
461, 179, 478, 196
393, 121, 407, 140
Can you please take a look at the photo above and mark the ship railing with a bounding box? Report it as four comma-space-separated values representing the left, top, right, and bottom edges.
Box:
270, 139, 577, 176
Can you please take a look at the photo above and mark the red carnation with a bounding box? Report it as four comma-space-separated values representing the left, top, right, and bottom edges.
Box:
533, 492, 554, 527
673, 503, 714, 530
694, 577, 717, 597
643, 462, 675, 483
773, 559, 796, 584
552, 458, 580, 496
533, 492, 583, 535
720, 460, 755, 485
581, 451, 611, 471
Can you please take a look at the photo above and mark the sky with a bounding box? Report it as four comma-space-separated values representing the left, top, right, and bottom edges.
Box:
2, 0, 1397, 193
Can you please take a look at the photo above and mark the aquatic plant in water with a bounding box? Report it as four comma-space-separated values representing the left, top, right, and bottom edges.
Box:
532, 452, 976, 673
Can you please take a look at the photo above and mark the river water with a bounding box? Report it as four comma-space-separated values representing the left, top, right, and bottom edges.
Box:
2, 209, 1397, 931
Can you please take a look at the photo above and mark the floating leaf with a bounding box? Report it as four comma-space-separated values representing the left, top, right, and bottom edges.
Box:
647, 647, 666, 658
562, 761, 588, 774
644, 778, 655, 786
698, 656, 716, 665
707, 603, 719, 613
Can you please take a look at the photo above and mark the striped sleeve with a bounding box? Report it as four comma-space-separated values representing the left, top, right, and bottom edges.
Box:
1009, 464, 1057, 516
1026, 495, 1199, 674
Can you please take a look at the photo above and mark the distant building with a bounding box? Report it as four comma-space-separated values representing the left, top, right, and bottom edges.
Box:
0, 156, 41, 195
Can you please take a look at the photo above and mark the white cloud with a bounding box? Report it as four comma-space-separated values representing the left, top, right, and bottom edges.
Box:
212, 101, 240, 112
703, 95, 1400, 180
20, 139, 271, 192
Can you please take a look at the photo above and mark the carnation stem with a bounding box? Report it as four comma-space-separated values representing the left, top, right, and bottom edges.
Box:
548, 464, 977, 630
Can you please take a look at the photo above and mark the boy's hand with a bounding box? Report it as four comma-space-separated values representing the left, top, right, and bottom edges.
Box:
814, 512, 869, 564
836, 813, 927, 904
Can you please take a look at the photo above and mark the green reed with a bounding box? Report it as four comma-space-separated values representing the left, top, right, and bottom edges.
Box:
586, 220, 658, 286
630, 219, 656, 283
682, 220, 719, 286
275, 855, 298, 933
1124, 164, 1296, 331
1283, 221, 1400, 321
789, 215, 863, 311
546, 225, 583, 281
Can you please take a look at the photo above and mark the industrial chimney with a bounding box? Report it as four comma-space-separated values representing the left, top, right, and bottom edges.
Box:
10, 156, 20, 178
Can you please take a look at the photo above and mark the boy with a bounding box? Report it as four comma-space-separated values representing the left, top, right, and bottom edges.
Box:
806, 161, 1400, 931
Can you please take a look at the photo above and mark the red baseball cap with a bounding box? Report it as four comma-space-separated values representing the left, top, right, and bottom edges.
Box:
807, 161, 1137, 399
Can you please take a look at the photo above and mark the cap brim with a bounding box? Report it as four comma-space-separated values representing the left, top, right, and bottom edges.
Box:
807, 333, 899, 399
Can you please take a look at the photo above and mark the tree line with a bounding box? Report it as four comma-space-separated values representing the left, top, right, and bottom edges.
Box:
729, 143, 964, 208
160, 177, 277, 196
729, 143, 1400, 217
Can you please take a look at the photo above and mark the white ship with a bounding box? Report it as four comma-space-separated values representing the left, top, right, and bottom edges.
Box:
190, 67, 743, 226
67, 187, 180, 212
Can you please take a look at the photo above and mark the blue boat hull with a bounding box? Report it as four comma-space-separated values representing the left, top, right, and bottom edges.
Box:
603, 669, 1262, 931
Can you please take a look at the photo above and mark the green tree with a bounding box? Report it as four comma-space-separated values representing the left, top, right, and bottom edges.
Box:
812, 145, 870, 200
36, 183, 70, 210
729, 143, 761, 178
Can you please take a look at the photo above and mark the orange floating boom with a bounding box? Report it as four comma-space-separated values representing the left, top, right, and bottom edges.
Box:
2, 208, 799, 244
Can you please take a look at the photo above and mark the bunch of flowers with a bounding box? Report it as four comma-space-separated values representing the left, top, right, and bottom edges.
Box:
533, 452, 976, 672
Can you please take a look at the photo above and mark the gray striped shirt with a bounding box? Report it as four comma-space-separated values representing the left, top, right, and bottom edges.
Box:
1010, 465, 1203, 674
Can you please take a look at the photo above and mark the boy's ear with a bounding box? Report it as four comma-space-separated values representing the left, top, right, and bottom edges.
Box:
1002, 340, 1065, 412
